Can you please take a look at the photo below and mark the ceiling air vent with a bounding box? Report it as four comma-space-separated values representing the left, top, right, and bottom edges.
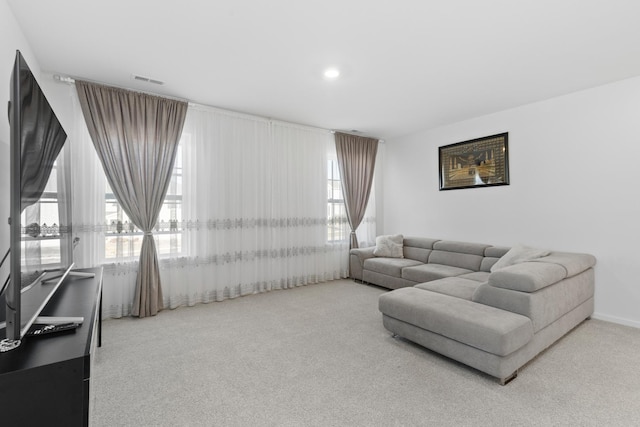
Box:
132, 74, 164, 85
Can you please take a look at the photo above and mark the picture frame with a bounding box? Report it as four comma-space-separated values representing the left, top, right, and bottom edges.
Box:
439, 132, 509, 191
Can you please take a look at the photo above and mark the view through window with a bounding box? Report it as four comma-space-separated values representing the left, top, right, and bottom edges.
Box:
328, 159, 347, 242
21, 162, 65, 269
104, 144, 183, 259
104, 149, 343, 256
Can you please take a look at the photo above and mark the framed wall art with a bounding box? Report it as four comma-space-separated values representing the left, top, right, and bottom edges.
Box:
439, 132, 509, 191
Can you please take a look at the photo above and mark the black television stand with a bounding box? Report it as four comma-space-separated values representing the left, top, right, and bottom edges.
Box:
0, 267, 103, 426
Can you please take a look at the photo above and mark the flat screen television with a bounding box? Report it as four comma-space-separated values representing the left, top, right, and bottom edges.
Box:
0, 50, 74, 351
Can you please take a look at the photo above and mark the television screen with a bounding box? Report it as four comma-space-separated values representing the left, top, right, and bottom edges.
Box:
1, 50, 70, 347
17, 57, 67, 212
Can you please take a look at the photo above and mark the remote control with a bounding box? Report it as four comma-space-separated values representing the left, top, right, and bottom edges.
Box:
27, 323, 80, 337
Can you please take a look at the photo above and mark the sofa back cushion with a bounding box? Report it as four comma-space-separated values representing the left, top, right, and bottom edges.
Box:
400, 239, 514, 273
480, 246, 511, 272
428, 241, 489, 271
403, 237, 439, 263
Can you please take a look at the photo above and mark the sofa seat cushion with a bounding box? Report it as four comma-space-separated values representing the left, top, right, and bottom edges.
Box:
402, 263, 473, 283
364, 257, 423, 277
458, 271, 490, 282
379, 287, 533, 356
415, 277, 482, 300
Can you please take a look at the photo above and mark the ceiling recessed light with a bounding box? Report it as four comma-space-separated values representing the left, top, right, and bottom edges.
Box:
323, 68, 340, 80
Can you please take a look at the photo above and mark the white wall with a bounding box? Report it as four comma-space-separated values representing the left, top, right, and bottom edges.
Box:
383, 76, 640, 328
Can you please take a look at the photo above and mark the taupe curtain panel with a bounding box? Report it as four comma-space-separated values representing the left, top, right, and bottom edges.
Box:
334, 132, 378, 249
75, 81, 188, 317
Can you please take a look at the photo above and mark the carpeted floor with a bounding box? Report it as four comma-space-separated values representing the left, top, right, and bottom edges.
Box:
91, 279, 640, 426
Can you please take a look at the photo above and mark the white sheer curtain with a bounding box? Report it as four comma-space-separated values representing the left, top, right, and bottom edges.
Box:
162, 106, 348, 307
68, 95, 362, 317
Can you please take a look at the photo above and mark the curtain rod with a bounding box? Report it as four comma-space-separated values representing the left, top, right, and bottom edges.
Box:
53, 73, 383, 142
55, 71, 330, 135
185, 102, 315, 128
331, 130, 384, 143
52, 74, 190, 103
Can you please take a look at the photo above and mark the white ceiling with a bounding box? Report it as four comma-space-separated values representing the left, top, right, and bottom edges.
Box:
7, 0, 640, 139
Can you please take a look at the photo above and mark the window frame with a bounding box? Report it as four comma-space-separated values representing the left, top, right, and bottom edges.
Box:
19, 164, 68, 270
103, 144, 184, 261
327, 158, 347, 243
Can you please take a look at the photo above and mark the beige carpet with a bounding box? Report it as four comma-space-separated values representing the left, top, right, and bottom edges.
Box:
91, 279, 640, 426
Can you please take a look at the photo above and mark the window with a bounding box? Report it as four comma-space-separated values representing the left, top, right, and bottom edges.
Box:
21, 161, 67, 269
327, 159, 347, 242
104, 144, 183, 259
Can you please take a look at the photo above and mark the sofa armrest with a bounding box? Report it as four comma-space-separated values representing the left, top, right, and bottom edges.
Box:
350, 246, 376, 260
349, 247, 376, 280
473, 268, 595, 332
489, 252, 596, 293
531, 252, 596, 277
489, 262, 567, 292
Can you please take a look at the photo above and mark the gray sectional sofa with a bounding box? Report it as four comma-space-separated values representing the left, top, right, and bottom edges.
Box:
349, 237, 596, 384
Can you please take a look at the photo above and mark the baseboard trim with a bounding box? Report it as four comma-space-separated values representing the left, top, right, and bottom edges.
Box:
591, 312, 640, 329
